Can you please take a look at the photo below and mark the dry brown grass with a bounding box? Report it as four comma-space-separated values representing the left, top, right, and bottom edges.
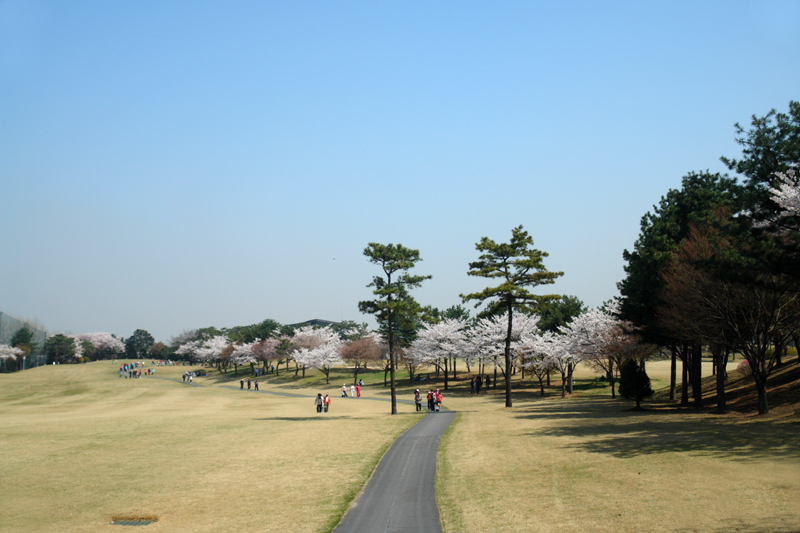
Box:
437, 359, 800, 533
0, 361, 418, 533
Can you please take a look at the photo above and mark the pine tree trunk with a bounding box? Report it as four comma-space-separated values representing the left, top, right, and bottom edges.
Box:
681, 355, 689, 406
692, 341, 703, 408
715, 346, 726, 414
669, 345, 677, 401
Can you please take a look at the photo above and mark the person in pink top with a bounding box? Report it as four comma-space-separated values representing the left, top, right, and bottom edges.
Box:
355, 384, 361, 397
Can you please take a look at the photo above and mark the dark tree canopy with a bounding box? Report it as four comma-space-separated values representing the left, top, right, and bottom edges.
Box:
537, 295, 586, 334
617, 171, 740, 344
44, 334, 76, 364
125, 329, 155, 359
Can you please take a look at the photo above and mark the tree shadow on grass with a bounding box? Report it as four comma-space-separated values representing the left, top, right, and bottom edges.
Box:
516, 398, 800, 460
254, 416, 357, 421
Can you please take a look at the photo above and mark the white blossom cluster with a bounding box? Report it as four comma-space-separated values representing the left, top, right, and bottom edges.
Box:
291, 325, 343, 371
768, 168, 800, 218
0, 344, 24, 361
75, 332, 125, 353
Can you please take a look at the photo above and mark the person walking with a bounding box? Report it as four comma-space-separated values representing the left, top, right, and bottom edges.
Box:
414, 389, 422, 412
342, 384, 348, 397
254, 380, 259, 391
247, 377, 251, 390
427, 390, 434, 412
240, 379, 244, 390
355, 384, 361, 398
315, 394, 323, 413
470, 377, 476, 394
476, 375, 482, 394
351, 384, 356, 398
436, 390, 443, 412
323, 394, 331, 412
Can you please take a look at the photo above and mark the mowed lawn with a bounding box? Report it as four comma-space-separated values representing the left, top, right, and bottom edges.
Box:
437, 360, 800, 533
3, 359, 799, 533
0, 362, 419, 533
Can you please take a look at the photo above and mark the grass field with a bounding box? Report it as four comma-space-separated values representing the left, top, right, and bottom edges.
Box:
437, 360, 800, 533
1, 358, 798, 532
0, 361, 419, 533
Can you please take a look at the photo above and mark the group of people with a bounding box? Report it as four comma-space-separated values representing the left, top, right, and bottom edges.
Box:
415, 389, 443, 412
315, 393, 332, 413
469, 375, 490, 394
240, 377, 259, 391
119, 362, 153, 378
341, 380, 364, 398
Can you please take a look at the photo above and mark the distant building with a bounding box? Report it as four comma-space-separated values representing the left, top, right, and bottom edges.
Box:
287, 319, 340, 329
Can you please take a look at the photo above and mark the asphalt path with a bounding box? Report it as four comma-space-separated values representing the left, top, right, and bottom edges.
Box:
333, 410, 455, 533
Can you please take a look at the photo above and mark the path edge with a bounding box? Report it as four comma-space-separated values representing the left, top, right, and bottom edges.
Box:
435, 410, 466, 533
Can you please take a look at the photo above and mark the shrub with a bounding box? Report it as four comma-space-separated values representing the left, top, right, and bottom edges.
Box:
736, 360, 751, 378
618, 359, 653, 408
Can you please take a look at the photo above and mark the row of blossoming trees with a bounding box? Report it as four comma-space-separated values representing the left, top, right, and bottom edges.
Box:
408, 305, 651, 398
164, 304, 650, 400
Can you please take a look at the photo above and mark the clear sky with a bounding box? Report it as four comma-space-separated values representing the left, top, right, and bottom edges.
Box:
2, 1, 799, 342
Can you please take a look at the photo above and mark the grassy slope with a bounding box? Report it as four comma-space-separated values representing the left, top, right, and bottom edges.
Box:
436, 359, 800, 533
0, 361, 419, 533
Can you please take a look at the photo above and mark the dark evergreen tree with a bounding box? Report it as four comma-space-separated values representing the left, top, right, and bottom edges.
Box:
618, 359, 653, 409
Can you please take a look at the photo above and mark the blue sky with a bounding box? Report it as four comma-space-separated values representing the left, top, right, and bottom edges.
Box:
2, 1, 799, 342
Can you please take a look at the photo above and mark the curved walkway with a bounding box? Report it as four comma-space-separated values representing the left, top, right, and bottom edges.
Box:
334, 410, 455, 533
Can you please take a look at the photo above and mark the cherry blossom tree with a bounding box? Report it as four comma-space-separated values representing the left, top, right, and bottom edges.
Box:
517, 332, 557, 396
408, 318, 467, 390
194, 336, 231, 370
559, 307, 618, 393
340, 333, 381, 384
231, 342, 256, 374
467, 312, 540, 388
252, 338, 279, 373
540, 332, 572, 397
175, 339, 202, 363
76, 332, 125, 359
290, 326, 343, 384
0, 344, 24, 363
